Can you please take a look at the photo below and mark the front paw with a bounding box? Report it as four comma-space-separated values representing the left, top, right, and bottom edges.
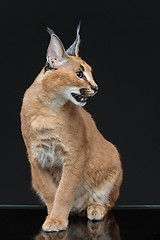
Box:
42, 216, 68, 232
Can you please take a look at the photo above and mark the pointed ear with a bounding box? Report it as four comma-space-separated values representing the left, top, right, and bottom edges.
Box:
66, 22, 81, 56
46, 33, 68, 68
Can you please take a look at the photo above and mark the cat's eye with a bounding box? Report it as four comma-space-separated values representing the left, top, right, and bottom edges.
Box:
76, 71, 84, 79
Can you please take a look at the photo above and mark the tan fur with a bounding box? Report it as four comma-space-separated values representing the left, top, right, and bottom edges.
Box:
21, 54, 122, 232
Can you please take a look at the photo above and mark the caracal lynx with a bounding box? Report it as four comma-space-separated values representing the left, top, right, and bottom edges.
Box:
20, 24, 122, 232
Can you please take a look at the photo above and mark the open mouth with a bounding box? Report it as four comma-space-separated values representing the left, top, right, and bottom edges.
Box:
71, 93, 88, 103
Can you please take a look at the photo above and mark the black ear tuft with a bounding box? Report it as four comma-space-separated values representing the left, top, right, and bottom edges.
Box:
66, 22, 81, 56
42, 22, 55, 35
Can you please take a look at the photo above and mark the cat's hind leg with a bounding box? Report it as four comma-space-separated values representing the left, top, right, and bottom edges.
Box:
87, 169, 122, 221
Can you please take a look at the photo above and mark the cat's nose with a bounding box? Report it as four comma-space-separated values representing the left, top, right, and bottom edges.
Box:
91, 85, 98, 93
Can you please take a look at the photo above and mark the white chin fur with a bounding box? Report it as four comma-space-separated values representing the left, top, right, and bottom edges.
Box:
75, 101, 86, 107
64, 87, 87, 107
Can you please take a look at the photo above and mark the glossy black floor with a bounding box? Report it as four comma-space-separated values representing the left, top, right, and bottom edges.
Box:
0, 207, 160, 240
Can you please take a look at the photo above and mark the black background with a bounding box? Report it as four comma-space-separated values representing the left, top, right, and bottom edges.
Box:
0, 0, 160, 205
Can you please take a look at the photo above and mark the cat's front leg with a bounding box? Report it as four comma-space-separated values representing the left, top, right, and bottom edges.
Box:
30, 161, 57, 215
42, 162, 83, 232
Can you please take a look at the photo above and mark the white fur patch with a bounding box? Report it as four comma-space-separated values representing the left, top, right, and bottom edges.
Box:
51, 97, 66, 109
83, 71, 90, 81
31, 141, 63, 168
63, 87, 86, 106
83, 71, 96, 93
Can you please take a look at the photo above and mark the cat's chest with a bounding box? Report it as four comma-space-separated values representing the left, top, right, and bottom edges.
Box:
31, 139, 65, 168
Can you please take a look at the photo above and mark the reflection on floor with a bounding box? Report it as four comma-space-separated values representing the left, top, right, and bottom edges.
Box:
0, 207, 160, 239
35, 212, 120, 240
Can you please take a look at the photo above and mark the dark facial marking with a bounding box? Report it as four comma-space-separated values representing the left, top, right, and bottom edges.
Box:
80, 64, 85, 71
